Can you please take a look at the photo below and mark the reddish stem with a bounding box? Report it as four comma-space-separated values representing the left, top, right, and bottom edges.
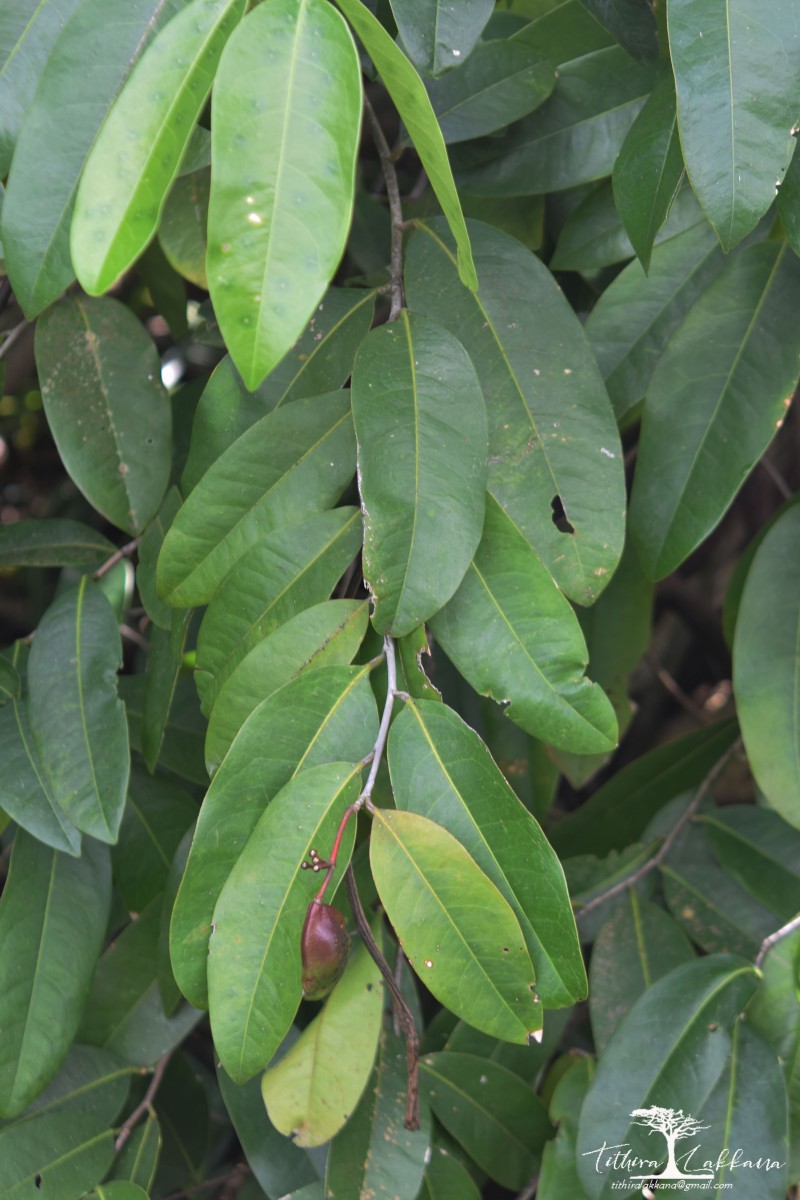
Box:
314, 804, 357, 903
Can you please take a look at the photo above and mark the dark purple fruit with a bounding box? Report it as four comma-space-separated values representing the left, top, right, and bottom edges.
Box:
301, 900, 350, 1000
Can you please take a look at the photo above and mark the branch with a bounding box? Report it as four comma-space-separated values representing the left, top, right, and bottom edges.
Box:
755, 910, 800, 969
515, 1173, 540, 1200
0, 319, 29, 361
355, 635, 398, 813
575, 739, 742, 919
363, 96, 405, 321
114, 1052, 171, 1152
94, 537, 140, 580
345, 865, 420, 1130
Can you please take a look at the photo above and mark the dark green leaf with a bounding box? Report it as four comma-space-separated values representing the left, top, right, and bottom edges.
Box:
512, 1, 613, 65
0, 519, 115, 569
420, 1145, 482, 1200
121, 675, 208, 787
142, 610, 193, 773
108, 1112, 161, 1189
537, 1056, 594, 1200
157, 827, 193, 1015
699, 806, 800, 920
112, 767, 197, 913
218, 1067, 319, 1196
0, 655, 19, 702
777, 144, 800, 256
137, 488, 182, 631
576, 0, 657, 63
390, 0, 493, 75
352, 312, 487, 636
159, 168, 210, 288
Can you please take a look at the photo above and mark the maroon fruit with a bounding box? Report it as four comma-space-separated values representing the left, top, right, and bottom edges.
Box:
301, 899, 350, 1000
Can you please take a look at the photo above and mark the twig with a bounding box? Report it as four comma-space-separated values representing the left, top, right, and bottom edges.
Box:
114, 1052, 171, 1151
515, 1174, 540, 1200
161, 1174, 237, 1200
758, 455, 793, 500
94, 537, 140, 580
363, 96, 405, 321
0, 319, 29, 361
645, 654, 707, 725
575, 739, 742, 919
356, 635, 398, 812
219, 1163, 250, 1200
755, 911, 800, 969
345, 865, 420, 1129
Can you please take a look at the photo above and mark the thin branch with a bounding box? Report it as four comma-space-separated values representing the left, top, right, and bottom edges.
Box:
161, 1173, 238, 1200
345, 865, 420, 1130
645, 654, 707, 725
93, 537, 140, 580
0, 319, 29, 361
755, 911, 800, 969
515, 1173, 540, 1200
575, 739, 743, 919
363, 95, 405, 321
758, 454, 792, 500
355, 635, 397, 812
114, 1052, 171, 1152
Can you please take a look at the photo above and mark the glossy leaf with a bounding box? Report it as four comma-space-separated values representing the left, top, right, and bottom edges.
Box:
419, 1053, 551, 1189
195, 507, 362, 709
112, 767, 197, 913
171, 665, 377, 1008
576, 0, 657, 63
35, 294, 171, 535
371, 808, 543, 1043
0, 831, 110, 1118
0, 518, 115, 569
207, 0, 361, 389
334, 0, 478, 290
734, 503, 800, 829
262, 940, 383, 1146
391, 0, 492, 75
389, 698, 586, 1005
577, 955, 760, 1198
352, 312, 487, 636
218, 1067, 319, 1196
406, 218, 625, 604
612, 74, 683, 271
204, 599, 369, 771
668, 0, 800, 250
157, 391, 355, 605
427, 38, 555, 143
71, 0, 246, 295
431, 496, 617, 753
28, 578, 130, 844
1, 0, 183, 317
208, 762, 361, 1082
630, 241, 800, 579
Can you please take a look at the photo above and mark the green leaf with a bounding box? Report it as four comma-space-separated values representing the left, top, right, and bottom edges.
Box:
698, 806, 800, 921
576, 0, 658, 63
370, 808, 543, 1043
157, 391, 355, 606
0, 0, 83, 176
195, 507, 362, 710
325, 1010, 432, 1199
421, 1145, 482, 1200
419, 1053, 551, 1189
431, 496, 617, 753
389, 698, 586, 1005
0, 655, 19, 703
537, 1057, 594, 1200
262, 940, 384, 1147
778, 143, 800, 257
142, 609, 193, 773
576, 955, 760, 1199
0, 832, 110, 1118
121, 674, 208, 787
157, 828, 192, 1015
589, 892, 694, 1053
390, 0, 493, 75
585, 218, 725, 423
397, 626, 441, 702
137, 488, 182, 631
28, 578, 130, 844
204, 598, 369, 771
0, 518, 115, 569
512, 1, 613, 64
112, 767, 197, 913
352, 312, 487, 636
71, 0, 246, 295
159, 168, 210, 288
207, 0, 362, 390
733, 503, 800, 829
171, 665, 377, 1008
426, 38, 555, 143
668, 0, 800, 250
612, 74, 684, 271
1, 0, 183, 317
334, 0, 478, 290
453, 47, 659, 195
748, 929, 800, 1183
218, 1067, 319, 1196
182, 287, 375, 493
35, 294, 171, 535
406, 218, 625, 604
630, 241, 800, 580
107, 1111, 161, 1189
443, 1008, 573, 1085
208, 761, 361, 1081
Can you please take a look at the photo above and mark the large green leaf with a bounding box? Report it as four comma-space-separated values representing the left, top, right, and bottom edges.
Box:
0, 519, 114, 569
262, 940, 383, 1147
207, 0, 361, 390
1, 0, 183, 317
630, 241, 800, 580
352, 312, 487, 636
111, 768, 197, 914
218, 1068, 319, 1196
698, 806, 800, 920
157, 391, 355, 606
733, 503, 800, 829
390, 0, 493, 75
668, 0, 800, 250
107, 1112, 161, 1189
182, 287, 375, 492
389, 698, 586, 1005
71, 0, 246, 295
207, 762, 361, 1082
576, 0, 657, 63
195, 507, 362, 710
577, 956, 760, 1199
419, 1053, 551, 1189
406, 218, 624, 604
0, 832, 110, 1118
171, 665, 377, 1008
334, 0, 477, 290
431, 497, 617, 753
204, 598, 369, 771
27, 579, 130, 844
370, 808, 543, 1043
35, 294, 171, 535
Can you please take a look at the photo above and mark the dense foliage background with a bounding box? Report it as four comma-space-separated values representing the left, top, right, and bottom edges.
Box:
0, 1, 799, 1198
